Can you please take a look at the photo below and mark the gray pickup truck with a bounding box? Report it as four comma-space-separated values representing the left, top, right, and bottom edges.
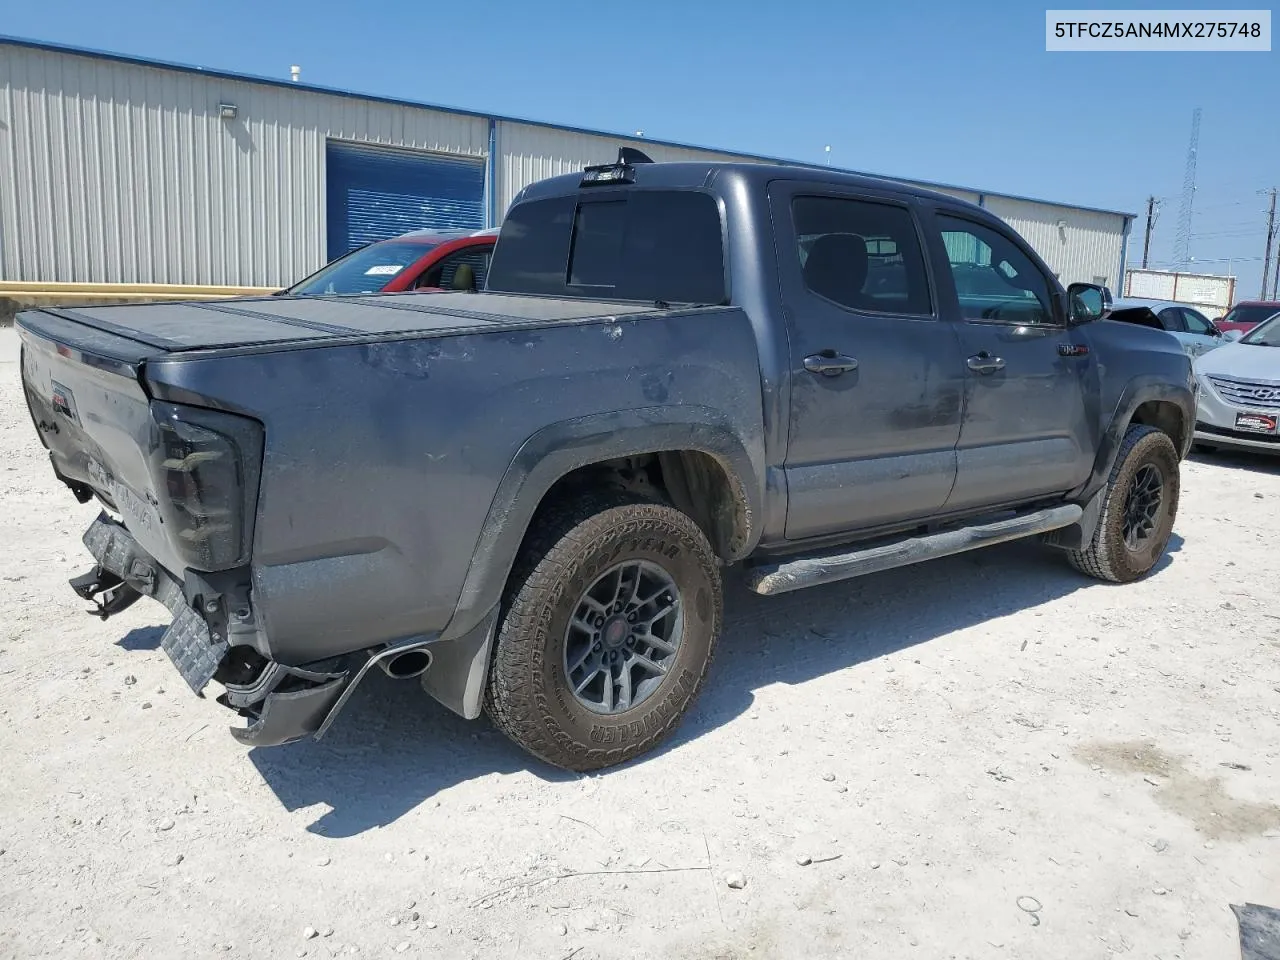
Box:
17, 155, 1195, 771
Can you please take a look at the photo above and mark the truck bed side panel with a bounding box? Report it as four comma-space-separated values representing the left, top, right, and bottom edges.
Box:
144, 308, 766, 665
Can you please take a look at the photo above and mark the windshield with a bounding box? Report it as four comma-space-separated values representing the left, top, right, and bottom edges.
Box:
287, 240, 437, 295
1221, 304, 1280, 328
1240, 312, 1280, 346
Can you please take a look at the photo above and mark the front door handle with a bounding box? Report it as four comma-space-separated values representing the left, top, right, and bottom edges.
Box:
966, 352, 1006, 374
803, 351, 859, 377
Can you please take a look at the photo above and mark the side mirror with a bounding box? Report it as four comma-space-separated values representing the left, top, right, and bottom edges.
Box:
1066, 282, 1112, 325
1224, 329, 1244, 342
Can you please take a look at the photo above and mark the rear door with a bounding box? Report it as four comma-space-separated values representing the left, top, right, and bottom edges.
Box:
923, 208, 1095, 511
767, 182, 967, 540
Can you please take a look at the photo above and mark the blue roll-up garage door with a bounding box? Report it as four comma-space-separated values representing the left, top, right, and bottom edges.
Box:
326, 141, 486, 259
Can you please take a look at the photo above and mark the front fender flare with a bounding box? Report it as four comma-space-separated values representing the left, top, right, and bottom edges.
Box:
1073, 376, 1195, 502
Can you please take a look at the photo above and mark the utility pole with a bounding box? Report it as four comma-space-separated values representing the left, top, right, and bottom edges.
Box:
1262, 187, 1278, 299
1272, 241, 1280, 300
1141, 196, 1159, 268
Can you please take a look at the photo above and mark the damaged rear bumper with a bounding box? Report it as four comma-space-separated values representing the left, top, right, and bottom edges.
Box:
74, 513, 496, 747
77, 513, 354, 746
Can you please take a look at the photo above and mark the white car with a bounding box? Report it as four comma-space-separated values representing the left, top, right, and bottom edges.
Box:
1192, 310, 1280, 454
1108, 298, 1226, 358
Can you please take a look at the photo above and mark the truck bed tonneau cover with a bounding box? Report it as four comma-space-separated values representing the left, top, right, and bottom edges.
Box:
21, 292, 667, 354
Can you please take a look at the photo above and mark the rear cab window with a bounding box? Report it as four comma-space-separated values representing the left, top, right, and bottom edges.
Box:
486, 190, 727, 305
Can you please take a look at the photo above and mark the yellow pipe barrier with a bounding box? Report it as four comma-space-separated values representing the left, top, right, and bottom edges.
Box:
0, 281, 278, 300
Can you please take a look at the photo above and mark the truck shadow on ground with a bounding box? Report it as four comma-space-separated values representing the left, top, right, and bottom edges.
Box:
117, 626, 164, 651
249, 534, 1183, 838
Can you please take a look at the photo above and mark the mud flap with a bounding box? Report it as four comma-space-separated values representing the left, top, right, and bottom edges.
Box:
1040, 487, 1106, 552
420, 607, 498, 720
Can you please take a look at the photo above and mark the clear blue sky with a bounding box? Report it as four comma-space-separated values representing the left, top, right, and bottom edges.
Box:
6, 0, 1280, 297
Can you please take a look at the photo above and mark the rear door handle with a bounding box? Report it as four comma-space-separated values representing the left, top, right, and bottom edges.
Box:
966, 353, 1005, 374
803, 351, 859, 377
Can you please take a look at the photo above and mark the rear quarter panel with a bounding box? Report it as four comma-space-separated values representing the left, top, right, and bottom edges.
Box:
144, 309, 765, 664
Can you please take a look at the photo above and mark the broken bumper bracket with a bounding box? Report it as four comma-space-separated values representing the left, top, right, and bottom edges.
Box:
79, 513, 229, 694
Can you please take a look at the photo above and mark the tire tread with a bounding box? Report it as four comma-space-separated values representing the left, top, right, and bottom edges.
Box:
484, 493, 721, 771
1067, 424, 1179, 583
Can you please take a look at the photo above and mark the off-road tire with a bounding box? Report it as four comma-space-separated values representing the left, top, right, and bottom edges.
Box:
484, 494, 722, 772
1068, 424, 1180, 583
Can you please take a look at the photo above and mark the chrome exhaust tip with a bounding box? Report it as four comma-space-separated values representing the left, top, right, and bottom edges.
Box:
379, 648, 433, 680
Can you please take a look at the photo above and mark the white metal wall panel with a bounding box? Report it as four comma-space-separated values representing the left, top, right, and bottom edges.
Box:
898, 180, 982, 205
496, 121, 759, 218
0, 41, 1131, 292
982, 195, 1126, 290
0, 44, 487, 286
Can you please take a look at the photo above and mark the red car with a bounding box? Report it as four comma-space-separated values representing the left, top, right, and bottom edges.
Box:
284, 228, 498, 296
1214, 300, 1280, 335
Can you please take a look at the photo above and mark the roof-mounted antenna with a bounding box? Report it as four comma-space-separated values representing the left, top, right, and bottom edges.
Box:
617, 146, 653, 165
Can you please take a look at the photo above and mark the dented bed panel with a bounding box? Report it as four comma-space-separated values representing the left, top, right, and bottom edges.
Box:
142, 306, 767, 665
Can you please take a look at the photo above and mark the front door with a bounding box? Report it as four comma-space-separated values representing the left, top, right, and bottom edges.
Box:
1170, 306, 1223, 356
769, 184, 967, 540
926, 210, 1096, 511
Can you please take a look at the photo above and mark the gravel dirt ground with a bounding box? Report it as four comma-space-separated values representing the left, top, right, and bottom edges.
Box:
1, 325, 1278, 960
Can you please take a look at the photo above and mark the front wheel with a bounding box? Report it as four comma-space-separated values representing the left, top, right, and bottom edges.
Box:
1068, 425, 1180, 583
484, 495, 722, 772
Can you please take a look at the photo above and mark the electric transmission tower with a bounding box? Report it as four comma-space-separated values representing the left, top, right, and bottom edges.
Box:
1173, 107, 1201, 269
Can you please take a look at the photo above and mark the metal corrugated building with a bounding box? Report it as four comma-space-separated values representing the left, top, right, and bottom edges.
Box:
0, 36, 1134, 290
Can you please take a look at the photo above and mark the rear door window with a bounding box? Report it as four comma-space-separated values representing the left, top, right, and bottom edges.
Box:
1157, 308, 1187, 332
791, 196, 932, 316
487, 190, 726, 304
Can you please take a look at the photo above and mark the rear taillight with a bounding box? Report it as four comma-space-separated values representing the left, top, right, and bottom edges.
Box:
147, 402, 264, 571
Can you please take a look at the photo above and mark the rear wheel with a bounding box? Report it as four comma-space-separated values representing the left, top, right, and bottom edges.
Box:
1068, 425, 1180, 583
484, 494, 722, 771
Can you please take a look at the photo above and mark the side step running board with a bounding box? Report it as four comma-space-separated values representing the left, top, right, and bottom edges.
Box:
745, 504, 1083, 596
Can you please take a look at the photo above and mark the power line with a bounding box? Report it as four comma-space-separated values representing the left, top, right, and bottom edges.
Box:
1152, 255, 1267, 264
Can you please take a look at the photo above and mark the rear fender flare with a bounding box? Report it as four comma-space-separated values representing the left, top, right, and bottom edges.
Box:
439, 405, 763, 644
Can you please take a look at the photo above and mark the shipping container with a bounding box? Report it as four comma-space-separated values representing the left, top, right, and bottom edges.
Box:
1123, 268, 1236, 318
